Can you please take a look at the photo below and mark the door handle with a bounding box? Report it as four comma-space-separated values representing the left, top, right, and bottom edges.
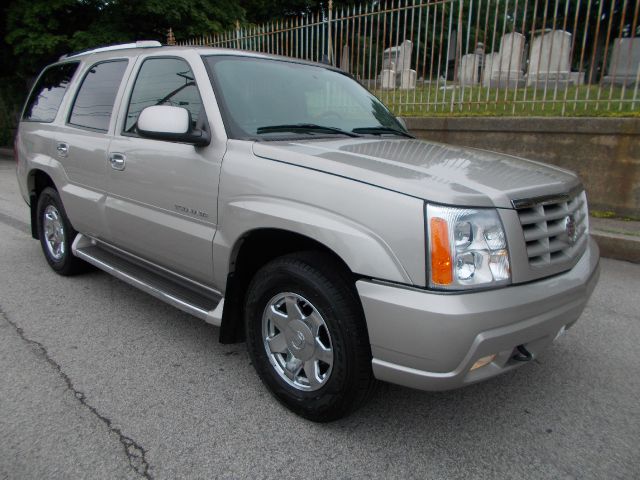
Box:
109, 152, 126, 171
56, 143, 69, 157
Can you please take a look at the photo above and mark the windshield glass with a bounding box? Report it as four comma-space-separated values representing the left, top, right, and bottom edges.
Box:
203, 55, 405, 139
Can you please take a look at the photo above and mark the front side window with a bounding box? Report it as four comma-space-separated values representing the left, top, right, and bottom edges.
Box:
124, 58, 203, 134
69, 60, 128, 131
203, 55, 403, 140
23, 62, 79, 122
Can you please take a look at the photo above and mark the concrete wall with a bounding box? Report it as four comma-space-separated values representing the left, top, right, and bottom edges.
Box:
403, 117, 640, 218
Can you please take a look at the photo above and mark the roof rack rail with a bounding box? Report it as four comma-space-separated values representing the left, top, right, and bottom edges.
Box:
59, 40, 162, 61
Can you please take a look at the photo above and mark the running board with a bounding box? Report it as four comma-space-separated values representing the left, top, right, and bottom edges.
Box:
72, 234, 224, 326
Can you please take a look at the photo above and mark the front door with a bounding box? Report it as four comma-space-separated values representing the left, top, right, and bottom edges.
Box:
105, 56, 222, 285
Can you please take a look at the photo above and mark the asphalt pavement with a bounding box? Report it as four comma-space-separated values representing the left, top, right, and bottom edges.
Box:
0, 158, 639, 479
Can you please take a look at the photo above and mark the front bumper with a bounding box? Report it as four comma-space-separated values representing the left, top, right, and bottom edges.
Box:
357, 238, 600, 391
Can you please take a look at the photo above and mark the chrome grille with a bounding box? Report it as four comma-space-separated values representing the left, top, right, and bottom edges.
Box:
516, 190, 589, 268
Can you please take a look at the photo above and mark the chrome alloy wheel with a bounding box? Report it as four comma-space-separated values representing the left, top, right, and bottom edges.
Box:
42, 205, 66, 261
262, 292, 334, 391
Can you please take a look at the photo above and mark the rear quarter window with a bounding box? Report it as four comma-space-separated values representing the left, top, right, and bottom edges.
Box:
23, 62, 79, 122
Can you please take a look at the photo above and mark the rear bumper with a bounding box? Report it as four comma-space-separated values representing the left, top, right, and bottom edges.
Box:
357, 238, 600, 391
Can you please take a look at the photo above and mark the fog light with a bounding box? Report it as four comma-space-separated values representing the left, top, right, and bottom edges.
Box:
470, 354, 496, 371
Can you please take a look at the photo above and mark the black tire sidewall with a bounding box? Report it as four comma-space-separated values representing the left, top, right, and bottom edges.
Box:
245, 255, 371, 421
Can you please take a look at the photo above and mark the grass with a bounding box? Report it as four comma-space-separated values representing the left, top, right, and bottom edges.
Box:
371, 84, 640, 117
591, 210, 640, 222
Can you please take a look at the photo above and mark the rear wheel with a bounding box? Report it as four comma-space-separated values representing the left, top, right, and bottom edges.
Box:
245, 252, 376, 422
36, 187, 88, 276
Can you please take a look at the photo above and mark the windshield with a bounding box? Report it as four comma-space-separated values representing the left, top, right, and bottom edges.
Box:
203, 55, 405, 140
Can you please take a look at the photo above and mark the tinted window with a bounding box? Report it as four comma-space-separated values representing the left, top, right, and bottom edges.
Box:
69, 60, 128, 131
124, 58, 203, 133
23, 63, 79, 122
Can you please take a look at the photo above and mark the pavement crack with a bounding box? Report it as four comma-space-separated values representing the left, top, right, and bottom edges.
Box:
0, 305, 153, 479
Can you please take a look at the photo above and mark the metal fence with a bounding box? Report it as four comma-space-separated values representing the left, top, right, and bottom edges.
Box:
177, 0, 640, 116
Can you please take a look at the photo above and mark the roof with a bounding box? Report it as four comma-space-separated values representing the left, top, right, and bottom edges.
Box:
57, 41, 338, 71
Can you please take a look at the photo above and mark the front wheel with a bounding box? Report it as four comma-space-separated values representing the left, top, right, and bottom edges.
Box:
36, 187, 88, 276
244, 252, 376, 422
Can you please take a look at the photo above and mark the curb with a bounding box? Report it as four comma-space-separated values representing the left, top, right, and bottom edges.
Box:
591, 232, 640, 264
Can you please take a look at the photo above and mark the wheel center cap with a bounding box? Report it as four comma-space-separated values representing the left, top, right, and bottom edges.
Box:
291, 331, 305, 350
286, 320, 314, 361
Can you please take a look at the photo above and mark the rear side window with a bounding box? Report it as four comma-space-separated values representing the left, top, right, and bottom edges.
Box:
68, 60, 128, 132
124, 58, 203, 134
23, 62, 79, 122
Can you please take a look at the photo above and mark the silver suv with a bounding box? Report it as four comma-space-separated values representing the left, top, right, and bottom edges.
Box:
15, 42, 600, 421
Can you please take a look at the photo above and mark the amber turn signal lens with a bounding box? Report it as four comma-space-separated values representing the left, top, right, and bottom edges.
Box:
470, 354, 497, 371
430, 217, 453, 285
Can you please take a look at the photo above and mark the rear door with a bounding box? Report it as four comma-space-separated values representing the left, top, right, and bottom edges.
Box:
105, 54, 224, 285
56, 59, 131, 238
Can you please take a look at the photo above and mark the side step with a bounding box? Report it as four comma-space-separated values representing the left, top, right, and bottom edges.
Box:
72, 234, 224, 326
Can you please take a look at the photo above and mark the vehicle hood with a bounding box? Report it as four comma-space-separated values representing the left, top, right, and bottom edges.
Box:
252, 138, 580, 208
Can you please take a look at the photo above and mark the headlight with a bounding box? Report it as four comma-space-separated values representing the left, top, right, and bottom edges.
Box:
426, 204, 511, 290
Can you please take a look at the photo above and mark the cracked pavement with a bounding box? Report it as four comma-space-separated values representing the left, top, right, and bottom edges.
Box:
1, 158, 639, 479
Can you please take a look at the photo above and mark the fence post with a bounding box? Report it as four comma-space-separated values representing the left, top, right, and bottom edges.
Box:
236, 20, 241, 49
327, 0, 334, 65
166, 27, 176, 46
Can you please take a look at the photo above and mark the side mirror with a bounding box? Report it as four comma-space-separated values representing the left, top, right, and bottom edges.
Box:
137, 105, 210, 146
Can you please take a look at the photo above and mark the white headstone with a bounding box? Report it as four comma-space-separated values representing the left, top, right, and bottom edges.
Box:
381, 40, 414, 86
491, 32, 525, 87
527, 30, 572, 87
381, 69, 396, 89
603, 37, 640, 86
399, 40, 413, 71
341, 44, 350, 73
482, 52, 500, 87
460, 53, 482, 85
568, 71, 585, 86
400, 69, 417, 90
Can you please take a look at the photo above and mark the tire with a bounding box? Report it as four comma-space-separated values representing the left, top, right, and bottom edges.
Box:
36, 187, 88, 276
245, 252, 376, 422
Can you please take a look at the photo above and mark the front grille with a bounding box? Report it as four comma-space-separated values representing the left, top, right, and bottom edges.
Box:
516, 189, 589, 268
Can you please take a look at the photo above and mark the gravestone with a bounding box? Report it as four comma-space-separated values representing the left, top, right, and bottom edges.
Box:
382, 40, 412, 72
460, 53, 483, 86
482, 52, 500, 87
527, 30, 572, 87
381, 40, 415, 88
568, 72, 585, 86
381, 69, 396, 89
400, 69, 417, 89
341, 44, 350, 73
490, 32, 525, 87
603, 37, 640, 86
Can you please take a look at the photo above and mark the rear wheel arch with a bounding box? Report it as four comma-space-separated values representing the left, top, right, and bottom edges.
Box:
27, 169, 57, 239
35, 186, 89, 275
219, 228, 360, 344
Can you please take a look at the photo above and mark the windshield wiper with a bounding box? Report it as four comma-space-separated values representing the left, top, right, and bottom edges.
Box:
351, 126, 414, 138
256, 123, 361, 137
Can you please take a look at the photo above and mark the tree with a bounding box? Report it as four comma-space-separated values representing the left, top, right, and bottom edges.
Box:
0, 0, 247, 144
240, 1, 353, 24
4, 0, 246, 77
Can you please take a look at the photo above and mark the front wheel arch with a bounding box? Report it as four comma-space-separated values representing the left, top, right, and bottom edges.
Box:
219, 229, 358, 344
244, 251, 376, 421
